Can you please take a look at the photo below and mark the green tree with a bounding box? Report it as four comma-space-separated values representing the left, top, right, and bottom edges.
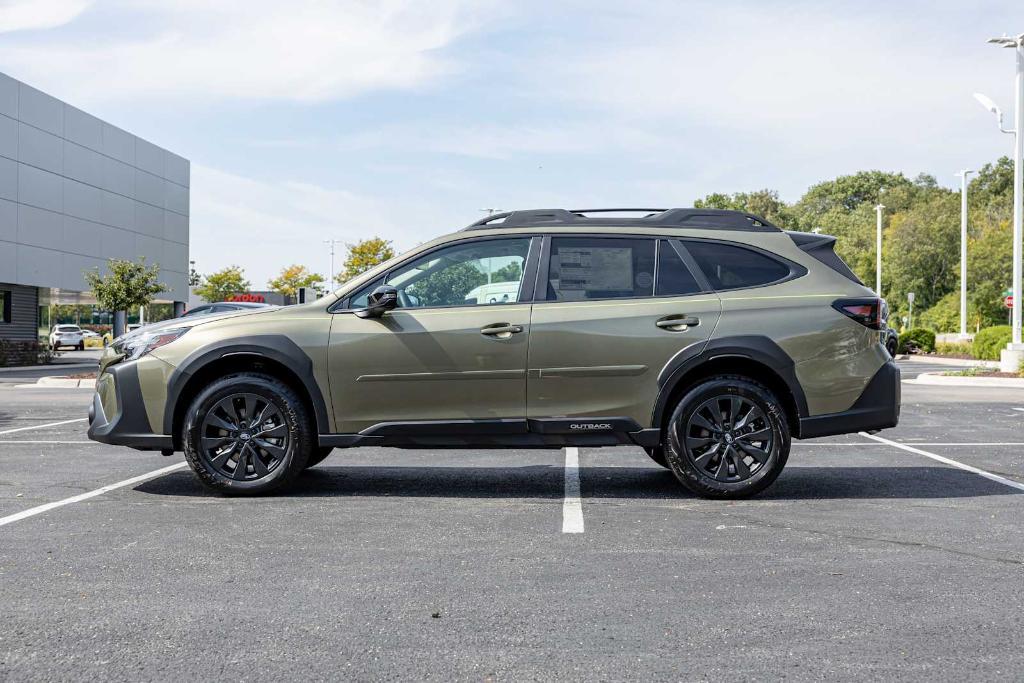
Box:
84, 259, 165, 337
882, 189, 960, 316
268, 264, 325, 299
194, 266, 250, 303
968, 219, 1013, 326
492, 261, 522, 283
694, 189, 794, 227
337, 237, 395, 285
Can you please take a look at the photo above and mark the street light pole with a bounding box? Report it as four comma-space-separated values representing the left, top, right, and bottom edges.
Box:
981, 34, 1024, 370
874, 204, 885, 296
323, 239, 342, 288
955, 169, 974, 338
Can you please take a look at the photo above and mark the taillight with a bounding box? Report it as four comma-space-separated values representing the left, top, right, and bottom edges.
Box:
833, 298, 882, 330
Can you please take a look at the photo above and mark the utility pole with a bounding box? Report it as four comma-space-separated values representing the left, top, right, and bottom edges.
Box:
874, 204, 885, 296
323, 239, 343, 288
979, 33, 1024, 370
955, 169, 974, 339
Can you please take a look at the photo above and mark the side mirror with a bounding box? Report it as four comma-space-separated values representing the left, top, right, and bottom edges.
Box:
354, 285, 399, 319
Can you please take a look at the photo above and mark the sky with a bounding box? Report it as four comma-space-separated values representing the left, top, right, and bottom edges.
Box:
1, 0, 1023, 287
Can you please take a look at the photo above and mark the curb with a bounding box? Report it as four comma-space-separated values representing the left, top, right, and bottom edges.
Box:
899, 355, 998, 368
16, 377, 96, 389
913, 372, 1024, 388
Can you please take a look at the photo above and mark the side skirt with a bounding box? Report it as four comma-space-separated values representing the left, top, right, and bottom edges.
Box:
318, 417, 661, 450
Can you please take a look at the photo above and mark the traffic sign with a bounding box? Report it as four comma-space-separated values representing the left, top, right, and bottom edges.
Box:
1006, 295, 1015, 309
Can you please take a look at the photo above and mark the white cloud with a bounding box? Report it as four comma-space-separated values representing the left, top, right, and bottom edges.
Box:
0, 0, 494, 103
0, 0, 92, 33
189, 164, 428, 286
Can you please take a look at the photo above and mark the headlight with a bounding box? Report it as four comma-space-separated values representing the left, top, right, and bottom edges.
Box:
114, 327, 189, 361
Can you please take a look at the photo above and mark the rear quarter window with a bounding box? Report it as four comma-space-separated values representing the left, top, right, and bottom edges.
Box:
685, 241, 792, 291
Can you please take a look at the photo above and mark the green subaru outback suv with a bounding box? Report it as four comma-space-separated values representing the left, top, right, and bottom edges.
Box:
88, 208, 899, 498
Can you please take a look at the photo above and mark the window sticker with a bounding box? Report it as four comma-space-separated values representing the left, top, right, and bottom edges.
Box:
556, 247, 633, 292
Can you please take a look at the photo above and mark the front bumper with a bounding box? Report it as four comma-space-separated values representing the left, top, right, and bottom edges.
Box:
797, 359, 901, 439
87, 361, 173, 451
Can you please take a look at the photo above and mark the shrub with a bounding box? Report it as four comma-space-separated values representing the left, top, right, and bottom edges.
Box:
0, 340, 45, 367
935, 340, 973, 357
898, 328, 936, 354
973, 325, 1012, 361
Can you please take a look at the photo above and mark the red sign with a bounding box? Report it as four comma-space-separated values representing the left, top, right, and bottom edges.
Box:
1006, 295, 1015, 309
227, 293, 266, 303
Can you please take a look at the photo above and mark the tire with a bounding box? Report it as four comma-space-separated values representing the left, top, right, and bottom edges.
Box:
77, 342, 85, 351
643, 447, 670, 469
304, 446, 333, 469
664, 375, 790, 499
886, 339, 897, 357
182, 373, 313, 495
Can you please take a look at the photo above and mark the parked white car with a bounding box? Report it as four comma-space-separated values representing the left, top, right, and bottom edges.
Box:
49, 324, 85, 350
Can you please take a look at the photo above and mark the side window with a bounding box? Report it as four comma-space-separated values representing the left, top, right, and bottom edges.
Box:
352, 238, 531, 309
685, 241, 791, 291
655, 240, 701, 296
0, 290, 10, 324
546, 237, 655, 301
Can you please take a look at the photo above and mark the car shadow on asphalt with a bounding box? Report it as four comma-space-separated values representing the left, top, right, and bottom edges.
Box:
134, 464, 1020, 500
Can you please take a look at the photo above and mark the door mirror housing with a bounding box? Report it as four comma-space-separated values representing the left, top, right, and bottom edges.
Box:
354, 285, 399, 318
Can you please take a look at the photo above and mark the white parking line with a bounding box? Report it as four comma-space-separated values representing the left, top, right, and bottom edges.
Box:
0, 462, 187, 528
562, 447, 584, 534
859, 432, 1024, 493
0, 440, 97, 444
0, 418, 87, 436
793, 442, 1024, 447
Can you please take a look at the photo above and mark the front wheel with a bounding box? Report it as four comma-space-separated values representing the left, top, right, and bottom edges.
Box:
664, 376, 790, 499
182, 373, 313, 495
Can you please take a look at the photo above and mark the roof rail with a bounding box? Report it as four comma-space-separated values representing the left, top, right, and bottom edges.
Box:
464, 208, 779, 232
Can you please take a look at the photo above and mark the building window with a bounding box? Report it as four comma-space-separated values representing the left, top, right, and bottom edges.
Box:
1, 290, 11, 324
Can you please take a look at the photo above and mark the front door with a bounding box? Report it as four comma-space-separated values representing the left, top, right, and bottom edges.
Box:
328, 236, 536, 433
527, 236, 722, 428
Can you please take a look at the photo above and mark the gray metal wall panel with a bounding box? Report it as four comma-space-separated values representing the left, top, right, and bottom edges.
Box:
0, 114, 16, 160
18, 84, 62, 136
18, 165, 63, 213
17, 204, 63, 250
63, 106, 103, 151
18, 122, 62, 174
0, 71, 189, 314
0, 156, 16, 202
0, 198, 15, 242
0, 75, 17, 119
0, 283, 38, 341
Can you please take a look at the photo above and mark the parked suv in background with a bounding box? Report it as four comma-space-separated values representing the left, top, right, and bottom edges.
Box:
87, 208, 900, 498
49, 324, 85, 350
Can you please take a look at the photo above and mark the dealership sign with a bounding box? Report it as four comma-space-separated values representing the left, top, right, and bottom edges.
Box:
226, 293, 266, 303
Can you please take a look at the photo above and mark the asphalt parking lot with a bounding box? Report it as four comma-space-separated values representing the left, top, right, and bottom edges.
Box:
2, 361, 1023, 680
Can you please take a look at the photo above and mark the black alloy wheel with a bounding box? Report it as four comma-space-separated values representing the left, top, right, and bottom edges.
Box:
199, 393, 289, 481
665, 376, 790, 498
182, 372, 313, 494
683, 395, 773, 482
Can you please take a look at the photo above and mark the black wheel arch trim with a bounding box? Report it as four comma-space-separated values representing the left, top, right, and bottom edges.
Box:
651, 335, 809, 433
163, 335, 331, 437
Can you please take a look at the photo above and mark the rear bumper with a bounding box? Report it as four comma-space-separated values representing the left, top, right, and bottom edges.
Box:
87, 362, 173, 451
797, 359, 900, 439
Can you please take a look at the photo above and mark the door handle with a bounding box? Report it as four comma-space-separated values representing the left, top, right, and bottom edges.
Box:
480, 323, 524, 339
656, 316, 700, 331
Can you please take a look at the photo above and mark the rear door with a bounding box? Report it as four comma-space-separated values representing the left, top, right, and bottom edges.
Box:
526, 236, 722, 429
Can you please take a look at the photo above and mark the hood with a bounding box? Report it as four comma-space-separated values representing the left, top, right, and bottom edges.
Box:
111, 306, 282, 345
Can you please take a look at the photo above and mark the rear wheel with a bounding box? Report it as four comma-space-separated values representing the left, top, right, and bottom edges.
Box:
664, 376, 790, 499
77, 342, 85, 351
182, 373, 313, 495
886, 338, 898, 357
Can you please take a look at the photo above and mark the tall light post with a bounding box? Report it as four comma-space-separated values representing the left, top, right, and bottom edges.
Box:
323, 239, 343, 288
874, 203, 885, 295
977, 33, 1024, 370
955, 169, 974, 338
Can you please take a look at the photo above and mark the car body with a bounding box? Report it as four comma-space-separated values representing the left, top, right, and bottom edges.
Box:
80, 329, 101, 339
49, 324, 85, 350
182, 301, 272, 318
87, 208, 900, 498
